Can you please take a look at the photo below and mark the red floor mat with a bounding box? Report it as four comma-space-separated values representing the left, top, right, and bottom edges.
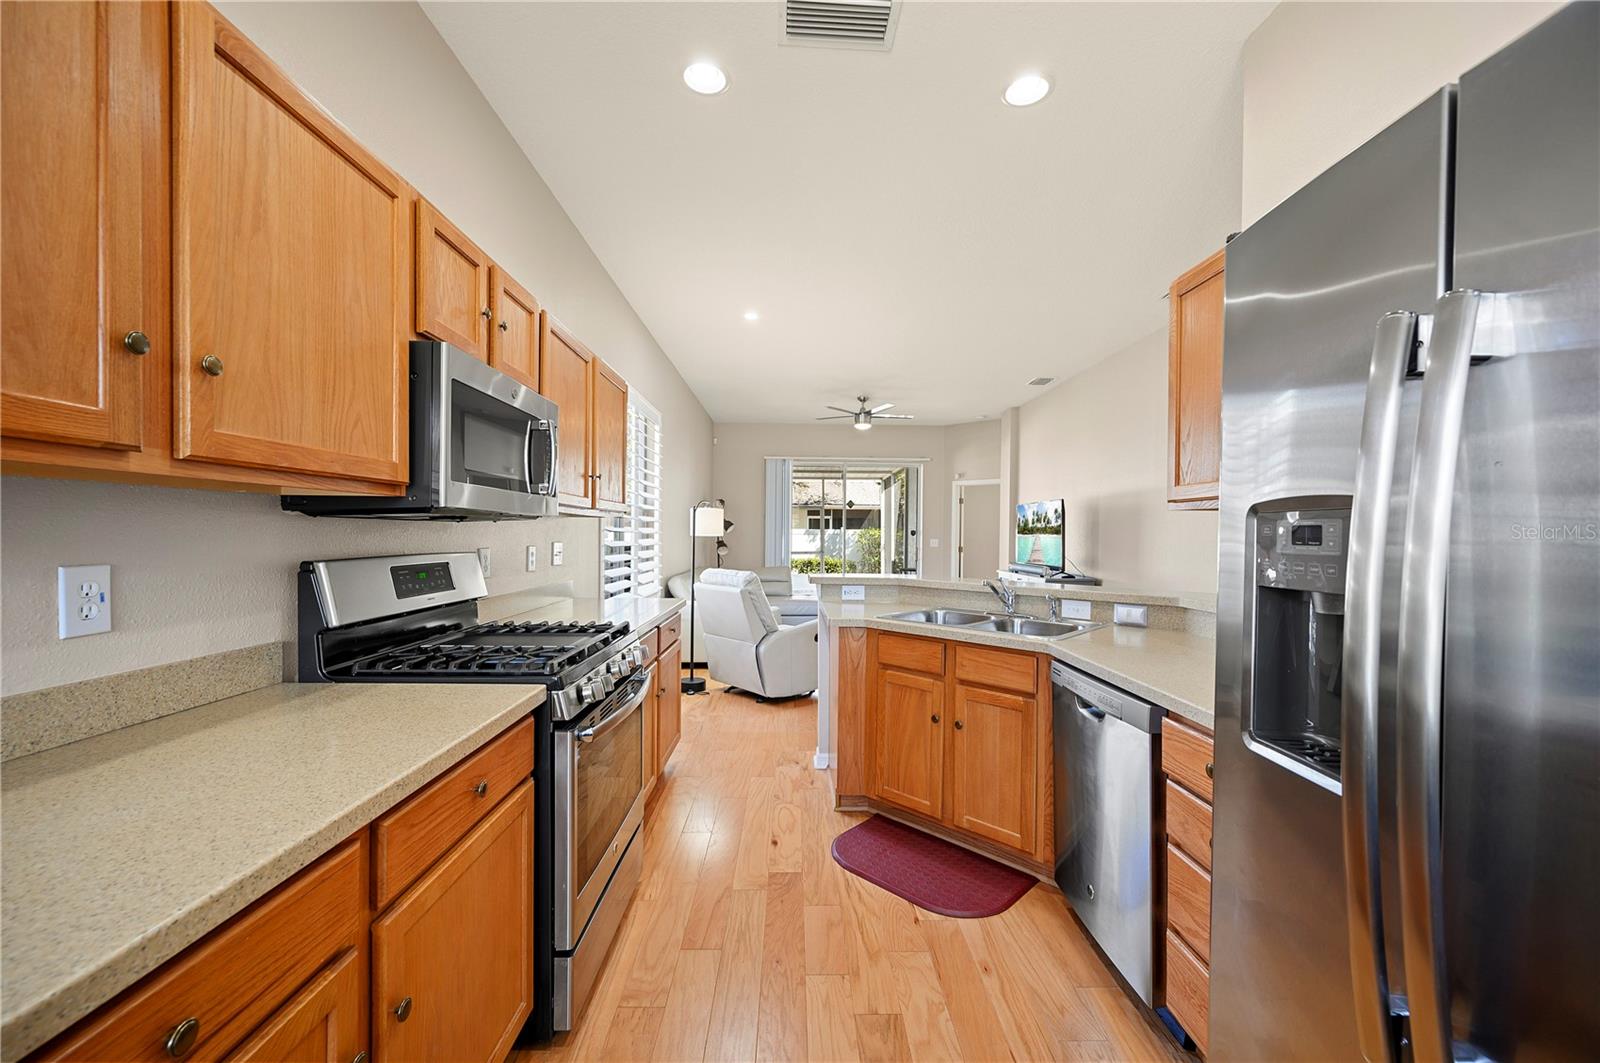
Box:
830, 814, 1034, 918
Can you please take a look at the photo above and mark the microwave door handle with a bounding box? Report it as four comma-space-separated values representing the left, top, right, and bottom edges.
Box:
522, 420, 534, 496
576, 664, 656, 743
1341, 310, 1416, 1063
1396, 289, 1491, 1063
537, 419, 558, 497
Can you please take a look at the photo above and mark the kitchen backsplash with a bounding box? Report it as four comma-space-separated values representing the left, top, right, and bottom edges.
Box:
0, 476, 600, 696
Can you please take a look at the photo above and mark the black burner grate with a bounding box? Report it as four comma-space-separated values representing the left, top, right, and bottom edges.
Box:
348, 619, 630, 679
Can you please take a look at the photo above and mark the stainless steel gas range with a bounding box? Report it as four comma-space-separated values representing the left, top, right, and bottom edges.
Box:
297, 551, 649, 1039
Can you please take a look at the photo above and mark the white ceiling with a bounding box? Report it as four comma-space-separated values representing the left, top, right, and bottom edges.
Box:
423, 1, 1273, 424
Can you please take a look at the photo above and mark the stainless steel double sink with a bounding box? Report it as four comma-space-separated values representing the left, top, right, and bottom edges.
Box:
878, 608, 1099, 641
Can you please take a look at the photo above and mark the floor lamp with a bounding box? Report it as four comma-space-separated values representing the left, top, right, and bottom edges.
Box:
682, 499, 725, 695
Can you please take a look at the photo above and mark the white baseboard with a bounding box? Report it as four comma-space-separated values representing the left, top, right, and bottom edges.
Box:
812, 750, 830, 770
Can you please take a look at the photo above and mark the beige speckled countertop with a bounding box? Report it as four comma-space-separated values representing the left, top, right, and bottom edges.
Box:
808, 573, 1218, 614
822, 599, 1215, 728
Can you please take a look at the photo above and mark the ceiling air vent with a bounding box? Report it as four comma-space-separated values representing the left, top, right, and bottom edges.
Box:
784, 0, 900, 51
1028, 376, 1055, 387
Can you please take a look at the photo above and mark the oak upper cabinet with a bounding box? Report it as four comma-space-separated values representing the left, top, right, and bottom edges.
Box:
1168, 248, 1225, 509
656, 637, 683, 772
415, 200, 492, 359
171, 2, 408, 485
592, 358, 628, 511
870, 667, 946, 820
949, 682, 1037, 853
373, 780, 533, 1063
539, 312, 594, 506
1, 0, 153, 450
489, 267, 540, 389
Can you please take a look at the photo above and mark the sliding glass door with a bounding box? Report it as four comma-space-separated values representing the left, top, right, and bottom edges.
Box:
789, 463, 920, 576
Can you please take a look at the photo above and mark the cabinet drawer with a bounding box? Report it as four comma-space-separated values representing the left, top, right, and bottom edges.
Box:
36, 838, 364, 1063
1162, 717, 1214, 801
1166, 780, 1212, 870
952, 643, 1038, 695
373, 717, 534, 908
876, 632, 945, 675
1165, 929, 1210, 1054
658, 613, 682, 651
642, 627, 661, 663
1167, 843, 1211, 963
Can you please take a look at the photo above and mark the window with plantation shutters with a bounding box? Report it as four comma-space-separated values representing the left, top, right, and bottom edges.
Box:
602, 395, 663, 599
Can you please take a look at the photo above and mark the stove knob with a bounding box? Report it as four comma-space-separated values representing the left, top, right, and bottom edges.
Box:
580, 680, 598, 702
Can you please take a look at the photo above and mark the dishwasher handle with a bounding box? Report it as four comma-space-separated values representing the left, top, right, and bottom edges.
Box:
1051, 662, 1162, 733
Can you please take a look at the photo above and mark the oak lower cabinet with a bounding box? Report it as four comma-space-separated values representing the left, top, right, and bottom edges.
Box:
1158, 715, 1215, 1054
870, 667, 945, 820
373, 781, 533, 1063
655, 636, 683, 773
863, 631, 1050, 866
1167, 248, 1225, 509
171, 1, 409, 485
223, 947, 364, 1063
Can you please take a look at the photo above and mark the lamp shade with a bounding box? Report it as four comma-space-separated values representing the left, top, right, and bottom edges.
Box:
692, 505, 725, 537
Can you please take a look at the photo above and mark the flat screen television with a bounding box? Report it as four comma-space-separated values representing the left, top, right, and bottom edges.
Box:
1014, 499, 1065, 571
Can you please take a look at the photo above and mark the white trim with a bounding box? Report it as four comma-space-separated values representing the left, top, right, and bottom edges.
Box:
765, 455, 931, 465
950, 478, 1003, 579
813, 750, 830, 770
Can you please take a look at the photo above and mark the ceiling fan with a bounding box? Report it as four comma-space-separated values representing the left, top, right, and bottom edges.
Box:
817, 396, 914, 431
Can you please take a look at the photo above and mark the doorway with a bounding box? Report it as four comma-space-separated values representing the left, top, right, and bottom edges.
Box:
953, 479, 1001, 579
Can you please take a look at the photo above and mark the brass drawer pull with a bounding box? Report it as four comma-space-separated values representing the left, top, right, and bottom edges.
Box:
1205, 762, 1214, 779
123, 330, 151, 355
199, 355, 224, 377
473, 779, 489, 797
164, 1017, 199, 1059
393, 996, 413, 1022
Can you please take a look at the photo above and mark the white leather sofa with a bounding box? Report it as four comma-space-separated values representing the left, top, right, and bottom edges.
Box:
693, 569, 818, 700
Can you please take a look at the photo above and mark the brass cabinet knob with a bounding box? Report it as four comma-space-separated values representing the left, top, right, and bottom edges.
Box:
1205, 762, 1214, 779
498, 320, 509, 332
930, 714, 940, 724
480, 307, 492, 320
353, 1053, 369, 1063
199, 355, 224, 377
393, 996, 413, 1022
164, 1017, 200, 1059
473, 779, 489, 797
122, 330, 151, 355
954, 720, 964, 730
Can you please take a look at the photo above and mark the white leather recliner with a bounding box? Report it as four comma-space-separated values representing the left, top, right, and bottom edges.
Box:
694, 568, 818, 700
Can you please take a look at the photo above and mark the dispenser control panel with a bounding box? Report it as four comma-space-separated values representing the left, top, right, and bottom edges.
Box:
1256, 510, 1348, 592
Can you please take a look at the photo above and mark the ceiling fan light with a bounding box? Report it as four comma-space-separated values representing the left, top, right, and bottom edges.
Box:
853, 420, 872, 431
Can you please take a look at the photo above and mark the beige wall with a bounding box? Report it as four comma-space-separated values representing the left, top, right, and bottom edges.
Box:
709, 421, 1001, 581
1016, 330, 1219, 593
1242, 1, 1561, 224
1, 1, 711, 694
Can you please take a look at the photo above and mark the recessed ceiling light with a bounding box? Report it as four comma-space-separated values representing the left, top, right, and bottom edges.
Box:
743, 309, 760, 321
683, 62, 728, 95
1004, 74, 1051, 107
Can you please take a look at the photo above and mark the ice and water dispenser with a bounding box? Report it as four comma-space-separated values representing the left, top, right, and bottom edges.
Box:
1247, 504, 1350, 781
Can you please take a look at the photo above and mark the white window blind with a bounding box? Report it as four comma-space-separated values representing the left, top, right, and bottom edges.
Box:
602, 395, 663, 599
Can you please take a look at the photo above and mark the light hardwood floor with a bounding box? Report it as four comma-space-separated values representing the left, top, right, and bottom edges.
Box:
513, 682, 1189, 1063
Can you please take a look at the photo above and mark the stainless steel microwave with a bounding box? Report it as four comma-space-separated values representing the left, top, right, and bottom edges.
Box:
283, 341, 560, 521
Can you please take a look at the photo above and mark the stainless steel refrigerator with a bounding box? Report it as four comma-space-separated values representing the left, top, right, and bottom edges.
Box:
1211, 5, 1599, 1060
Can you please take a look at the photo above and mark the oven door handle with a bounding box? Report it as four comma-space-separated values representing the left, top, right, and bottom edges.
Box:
577, 664, 656, 743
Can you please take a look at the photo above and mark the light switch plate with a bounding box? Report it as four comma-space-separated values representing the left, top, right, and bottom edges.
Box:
841, 584, 865, 601
477, 547, 492, 578
1054, 597, 1092, 621
526, 546, 538, 572
551, 542, 564, 566
1113, 603, 1149, 627
58, 564, 111, 639
928, 538, 940, 549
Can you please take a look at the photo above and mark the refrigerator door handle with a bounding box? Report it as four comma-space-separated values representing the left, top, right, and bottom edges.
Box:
1396, 288, 1488, 1063
1342, 310, 1417, 1063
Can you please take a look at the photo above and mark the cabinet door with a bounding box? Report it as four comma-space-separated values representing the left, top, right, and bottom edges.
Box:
1167, 248, 1224, 508
870, 667, 945, 820
592, 357, 628, 511
656, 639, 682, 772
416, 200, 490, 359
539, 312, 593, 506
172, 3, 407, 484
488, 266, 539, 389
373, 781, 533, 1063
949, 682, 1037, 853
1, 0, 149, 450
223, 948, 363, 1063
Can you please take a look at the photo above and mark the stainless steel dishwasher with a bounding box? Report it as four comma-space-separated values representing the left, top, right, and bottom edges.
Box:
1052, 661, 1164, 1004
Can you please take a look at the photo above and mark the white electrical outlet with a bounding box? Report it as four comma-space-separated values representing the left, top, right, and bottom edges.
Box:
551, 542, 564, 566
526, 545, 538, 572
58, 564, 111, 639
841, 584, 866, 601
928, 538, 940, 549
477, 547, 492, 578
1113, 603, 1150, 628
1054, 598, 1093, 621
